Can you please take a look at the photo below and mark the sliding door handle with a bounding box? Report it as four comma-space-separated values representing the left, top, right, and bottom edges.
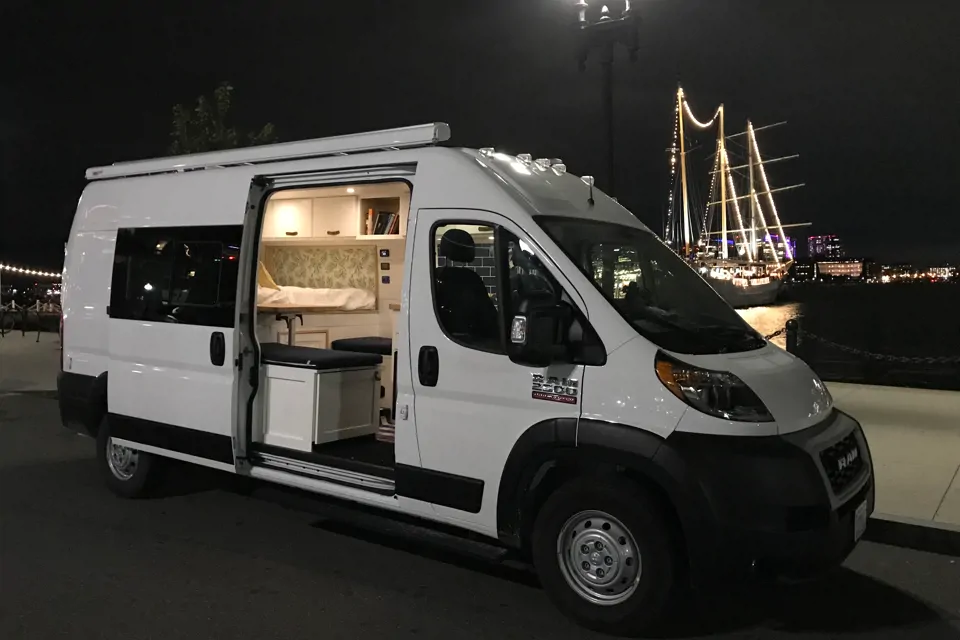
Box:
210, 332, 226, 366
418, 346, 439, 387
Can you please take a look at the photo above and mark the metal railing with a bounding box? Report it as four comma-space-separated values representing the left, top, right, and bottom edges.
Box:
765, 318, 960, 390
0, 301, 61, 341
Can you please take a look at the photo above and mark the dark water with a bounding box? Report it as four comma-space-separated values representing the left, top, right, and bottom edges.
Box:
738, 283, 960, 391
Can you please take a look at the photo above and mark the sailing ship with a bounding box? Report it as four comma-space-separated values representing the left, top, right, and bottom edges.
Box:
664, 87, 809, 308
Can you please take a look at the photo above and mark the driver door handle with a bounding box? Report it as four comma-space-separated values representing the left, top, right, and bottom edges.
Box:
210, 332, 226, 367
418, 346, 439, 387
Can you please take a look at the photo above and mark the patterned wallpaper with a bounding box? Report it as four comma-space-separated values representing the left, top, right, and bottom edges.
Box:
262, 245, 378, 292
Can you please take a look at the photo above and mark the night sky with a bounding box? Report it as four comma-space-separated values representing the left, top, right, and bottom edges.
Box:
3, 0, 959, 271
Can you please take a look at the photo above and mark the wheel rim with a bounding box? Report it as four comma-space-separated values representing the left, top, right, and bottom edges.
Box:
106, 438, 139, 481
557, 510, 642, 606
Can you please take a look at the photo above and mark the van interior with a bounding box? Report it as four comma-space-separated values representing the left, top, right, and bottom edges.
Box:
249, 180, 498, 482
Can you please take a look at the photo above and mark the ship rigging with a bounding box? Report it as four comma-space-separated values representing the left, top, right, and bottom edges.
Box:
664, 87, 809, 307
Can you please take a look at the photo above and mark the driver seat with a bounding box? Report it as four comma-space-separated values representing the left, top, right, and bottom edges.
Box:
435, 229, 499, 342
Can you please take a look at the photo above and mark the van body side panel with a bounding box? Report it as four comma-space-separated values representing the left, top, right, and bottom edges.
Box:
70, 171, 252, 462
61, 230, 116, 379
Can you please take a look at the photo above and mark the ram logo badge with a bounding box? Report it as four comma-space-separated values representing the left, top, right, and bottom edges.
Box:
532, 374, 579, 405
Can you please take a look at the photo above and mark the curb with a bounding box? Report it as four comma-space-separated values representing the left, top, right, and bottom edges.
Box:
864, 514, 960, 558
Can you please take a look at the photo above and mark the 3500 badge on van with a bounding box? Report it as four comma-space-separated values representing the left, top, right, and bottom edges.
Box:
531, 374, 579, 405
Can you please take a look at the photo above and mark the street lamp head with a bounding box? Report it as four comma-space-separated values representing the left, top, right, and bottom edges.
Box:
575, 0, 589, 25
577, 0, 633, 25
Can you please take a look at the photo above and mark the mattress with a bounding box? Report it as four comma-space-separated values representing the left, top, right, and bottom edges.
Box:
257, 285, 376, 311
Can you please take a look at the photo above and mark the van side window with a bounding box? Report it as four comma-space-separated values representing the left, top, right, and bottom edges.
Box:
110, 226, 243, 327
431, 224, 503, 352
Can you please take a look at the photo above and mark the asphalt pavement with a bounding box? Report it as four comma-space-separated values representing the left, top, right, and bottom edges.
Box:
1, 392, 959, 639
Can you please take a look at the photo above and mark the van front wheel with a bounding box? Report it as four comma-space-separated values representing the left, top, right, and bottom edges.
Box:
96, 418, 161, 498
531, 478, 679, 635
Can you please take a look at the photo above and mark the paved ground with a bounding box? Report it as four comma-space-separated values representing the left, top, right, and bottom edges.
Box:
831, 383, 960, 528
0, 331, 59, 394
1, 393, 959, 639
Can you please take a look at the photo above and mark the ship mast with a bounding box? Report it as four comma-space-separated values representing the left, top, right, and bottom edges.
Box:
747, 118, 757, 260
719, 105, 728, 259
677, 88, 692, 256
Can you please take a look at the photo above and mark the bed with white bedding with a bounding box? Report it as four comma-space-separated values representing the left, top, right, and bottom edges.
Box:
257, 285, 377, 311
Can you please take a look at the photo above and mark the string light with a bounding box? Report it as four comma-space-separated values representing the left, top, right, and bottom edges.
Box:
0, 263, 62, 279
750, 190, 780, 267
665, 98, 681, 246
748, 122, 793, 260
679, 88, 721, 130
701, 140, 720, 238
721, 147, 753, 262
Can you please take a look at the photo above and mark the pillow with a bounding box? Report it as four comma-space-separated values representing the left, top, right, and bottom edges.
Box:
257, 261, 280, 290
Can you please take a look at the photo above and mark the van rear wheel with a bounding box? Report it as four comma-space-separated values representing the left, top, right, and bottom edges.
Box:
96, 417, 162, 498
531, 478, 679, 636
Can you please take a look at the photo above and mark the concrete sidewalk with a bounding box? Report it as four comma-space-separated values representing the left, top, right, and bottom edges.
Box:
0, 331, 59, 394
830, 382, 960, 530
2, 331, 958, 544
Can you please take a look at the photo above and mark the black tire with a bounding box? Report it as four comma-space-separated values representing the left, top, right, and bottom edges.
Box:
531, 477, 680, 636
96, 416, 163, 498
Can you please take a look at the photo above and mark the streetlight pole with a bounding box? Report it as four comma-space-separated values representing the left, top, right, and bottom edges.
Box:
574, 1, 640, 197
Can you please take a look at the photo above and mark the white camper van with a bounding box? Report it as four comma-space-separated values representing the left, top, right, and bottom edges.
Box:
58, 123, 874, 634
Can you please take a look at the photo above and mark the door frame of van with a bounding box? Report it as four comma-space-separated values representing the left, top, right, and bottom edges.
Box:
232, 163, 418, 477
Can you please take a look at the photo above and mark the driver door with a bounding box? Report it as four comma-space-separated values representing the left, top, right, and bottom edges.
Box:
406, 209, 588, 530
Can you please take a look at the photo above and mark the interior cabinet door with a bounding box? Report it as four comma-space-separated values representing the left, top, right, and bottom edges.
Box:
264, 199, 313, 238
312, 196, 358, 238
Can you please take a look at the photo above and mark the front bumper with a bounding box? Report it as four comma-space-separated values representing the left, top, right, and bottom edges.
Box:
656, 409, 875, 584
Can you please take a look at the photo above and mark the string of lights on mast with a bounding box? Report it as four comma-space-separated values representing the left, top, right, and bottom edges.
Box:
666, 87, 798, 264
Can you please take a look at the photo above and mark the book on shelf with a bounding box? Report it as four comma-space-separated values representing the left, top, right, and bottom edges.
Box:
372, 211, 398, 235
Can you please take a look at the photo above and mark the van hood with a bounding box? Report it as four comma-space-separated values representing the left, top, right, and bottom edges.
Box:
669, 343, 833, 436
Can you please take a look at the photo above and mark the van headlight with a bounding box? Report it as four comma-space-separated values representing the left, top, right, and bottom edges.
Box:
655, 352, 774, 423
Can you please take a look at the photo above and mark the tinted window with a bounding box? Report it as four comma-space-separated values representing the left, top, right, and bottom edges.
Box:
110, 226, 243, 327
431, 223, 503, 352
429, 222, 603, 363
537, 216, 765, 354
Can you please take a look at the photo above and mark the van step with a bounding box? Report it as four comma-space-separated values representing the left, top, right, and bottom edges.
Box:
253, 484, 527, 570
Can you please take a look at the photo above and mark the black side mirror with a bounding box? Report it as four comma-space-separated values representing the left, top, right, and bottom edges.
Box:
507, 300, 575, 368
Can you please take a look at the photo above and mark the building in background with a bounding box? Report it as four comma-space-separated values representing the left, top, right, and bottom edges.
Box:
928, 265, 955, 279
807, 234, 844, 259
816, 258, 866, 280
790, 260, 816, 282
761, 234, 796, 263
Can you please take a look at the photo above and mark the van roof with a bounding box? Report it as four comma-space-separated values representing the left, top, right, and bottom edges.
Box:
85, 123, 451, 181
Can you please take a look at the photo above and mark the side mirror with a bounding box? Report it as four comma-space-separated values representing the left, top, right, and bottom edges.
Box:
507, 301, 574, 368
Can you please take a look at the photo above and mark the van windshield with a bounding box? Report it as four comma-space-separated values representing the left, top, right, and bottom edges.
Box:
537, 216, 765, 355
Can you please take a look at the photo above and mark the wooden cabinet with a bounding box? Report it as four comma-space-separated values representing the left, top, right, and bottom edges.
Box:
261, 363, 380, 452
312, 196, 358, 238
277, 328, 329, 349
263, 198, 313, 238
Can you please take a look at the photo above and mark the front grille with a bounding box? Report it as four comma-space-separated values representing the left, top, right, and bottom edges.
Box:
819, 432, 863, 494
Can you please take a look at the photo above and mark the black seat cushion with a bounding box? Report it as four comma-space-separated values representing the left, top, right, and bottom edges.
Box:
261, 342, 382, 370
435, 229, 499, 344
331, 337, 393, 356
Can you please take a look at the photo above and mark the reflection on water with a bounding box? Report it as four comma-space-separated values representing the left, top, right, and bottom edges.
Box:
737, 303, 802, 350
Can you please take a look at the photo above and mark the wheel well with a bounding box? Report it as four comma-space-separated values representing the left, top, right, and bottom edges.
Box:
87, 373, 109, 437
512, 453, 688, 566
